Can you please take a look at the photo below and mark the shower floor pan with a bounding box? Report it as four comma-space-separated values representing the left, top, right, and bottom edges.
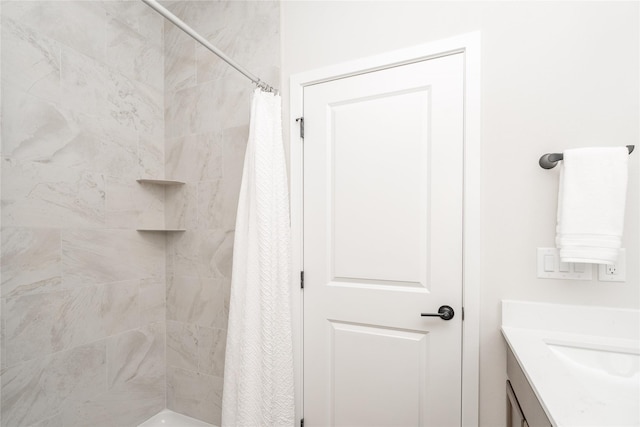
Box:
138, 409, 216, 427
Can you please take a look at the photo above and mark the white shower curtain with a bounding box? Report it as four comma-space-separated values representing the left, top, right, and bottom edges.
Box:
221, 89, 295, 427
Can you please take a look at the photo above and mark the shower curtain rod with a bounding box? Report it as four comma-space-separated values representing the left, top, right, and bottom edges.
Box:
140, 0, 277, 93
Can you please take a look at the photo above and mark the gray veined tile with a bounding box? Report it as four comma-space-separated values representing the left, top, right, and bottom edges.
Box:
0, 89, 144, 179
162, 1, 208, 36
106, 16, 163, 90
103, 0, 164, 44
193, 1, 280, 86
103, 280, 141, 337
222, 125, 250, 231
172, 230, 230, 279
167, 320, 198, 371
162, 4, 193, 54
171, 228, 235, 282
31, 412, 64, 427
194, 78, 253, 134
102, 0, 144, 34
167, 65, 250, 139
105, 175, 165, 229
167, 275, 227, 330
62, 383, 164, 427
138, 134, 165, 180
3, 286, 102, 367
62, 229, 165, 288
1, 340, 107, 427
165, 132, 223, 183
3, 279, 144, 367
168, 0, 277, 43
165, 38, 196, 93
1, 158, 106, 228
164, 84, 198, 140
221, 276, 232, 328
0, 1, 108, 62
197, 326, 226, 377
221, 125, 249, 184
192, 3, 275, 84
3, 51, 147, 171
165, 183, 197, 230
165, 234, 177, 279
213, 231, 234, 280
61, 46, 164, 141
60, 46, 110, 118
0, 85, 73, 162
167, 366, 223, 426
110, 77, 164, 142
1, 227, 62, 298
40, 111, 139, 179
139, 278, 165, 325
194, 24, 238, 86
197, 179, 224, 230
132, 2, 165, 43
0, 75, 136, 172
107, 322, 165, 390
0, 15, 61, 105
240, 12, 281, 84
107, 68, 164, 140
58, 322, 167, 427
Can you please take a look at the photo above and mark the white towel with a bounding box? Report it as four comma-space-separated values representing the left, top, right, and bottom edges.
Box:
556, 147, 629, 264
221, 89, 295, 426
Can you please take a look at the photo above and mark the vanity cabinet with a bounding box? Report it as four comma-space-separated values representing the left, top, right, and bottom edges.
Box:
506, 347, 552, 427
507, 380, 528, 427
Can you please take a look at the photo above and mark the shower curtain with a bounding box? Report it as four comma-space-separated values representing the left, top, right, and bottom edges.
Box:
222, 89, 295, 426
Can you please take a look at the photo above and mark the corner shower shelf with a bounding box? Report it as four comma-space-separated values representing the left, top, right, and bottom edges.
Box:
136, 228, 186, 232
136, 179, 187, 231
136, 178, 185, 185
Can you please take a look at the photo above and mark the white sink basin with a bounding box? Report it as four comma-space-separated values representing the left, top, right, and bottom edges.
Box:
547, 341, 640, 419
547, 341, 639, 378
502, 301, 640, 427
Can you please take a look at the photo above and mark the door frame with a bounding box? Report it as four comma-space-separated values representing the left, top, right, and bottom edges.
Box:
289, 31, 481, 426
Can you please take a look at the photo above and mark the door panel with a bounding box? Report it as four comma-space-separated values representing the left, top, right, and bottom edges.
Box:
332, 89, 429, 287
303, 53, 464, 427
331, 321, 428, 426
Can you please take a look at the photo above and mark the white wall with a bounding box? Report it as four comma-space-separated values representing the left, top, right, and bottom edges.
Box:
280, 2, 640, 425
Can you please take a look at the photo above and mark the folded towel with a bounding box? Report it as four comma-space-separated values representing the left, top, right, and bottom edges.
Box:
555, 147, 628, 264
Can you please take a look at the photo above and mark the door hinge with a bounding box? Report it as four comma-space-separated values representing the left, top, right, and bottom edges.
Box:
296, 117, 304, 139
462, 306, 465, 321
300, 418, 304, 427
300, 271, 304, 289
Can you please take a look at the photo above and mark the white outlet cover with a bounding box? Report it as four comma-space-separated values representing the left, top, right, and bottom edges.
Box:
536, 248, 593, 280
598, 249, 626, 282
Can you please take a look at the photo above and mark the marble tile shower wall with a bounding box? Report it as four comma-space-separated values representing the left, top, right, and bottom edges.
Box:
162, 1, 280, 425
1, 1, 167, 426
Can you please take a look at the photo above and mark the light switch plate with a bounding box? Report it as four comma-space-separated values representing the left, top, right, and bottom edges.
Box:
537, 248, 593, 280
598, 249, 626, 282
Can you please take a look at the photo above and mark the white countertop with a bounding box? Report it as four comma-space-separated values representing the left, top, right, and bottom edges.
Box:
501, 300, 640, 427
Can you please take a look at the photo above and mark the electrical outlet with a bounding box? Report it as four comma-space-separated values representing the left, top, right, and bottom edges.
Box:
598, 249, 626, 282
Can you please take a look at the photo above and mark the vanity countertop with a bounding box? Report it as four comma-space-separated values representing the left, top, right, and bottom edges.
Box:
501, 300, 640, 427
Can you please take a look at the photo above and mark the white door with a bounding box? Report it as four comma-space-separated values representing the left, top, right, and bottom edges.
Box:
303, 53, 464, 427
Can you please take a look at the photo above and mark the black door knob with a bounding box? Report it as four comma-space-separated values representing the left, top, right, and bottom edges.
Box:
421, 305, 455, 320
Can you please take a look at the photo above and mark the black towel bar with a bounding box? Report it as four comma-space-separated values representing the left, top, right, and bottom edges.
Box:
539, 145, 635, 169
